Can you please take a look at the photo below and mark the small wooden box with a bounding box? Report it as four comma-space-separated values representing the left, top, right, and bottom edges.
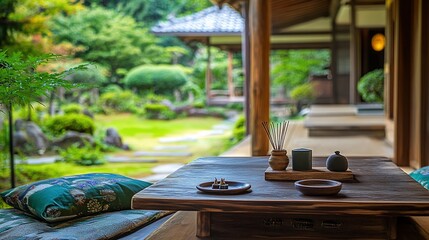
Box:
265, 167, 354, 181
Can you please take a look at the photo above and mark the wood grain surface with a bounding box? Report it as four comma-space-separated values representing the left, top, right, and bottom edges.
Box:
265, 167, 354, 181
132, 157, 429, 216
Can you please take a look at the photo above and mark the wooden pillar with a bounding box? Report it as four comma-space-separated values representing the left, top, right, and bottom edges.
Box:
206, 38, 212, 105
349, 0, 358, 104
331, 8, 339, 103
242, 0, 251, 135
385, 0, 395, 120
227, 51, 235, 98
393, 0, 412, 166
249, 0, 271, 156
421, 0, 429, 167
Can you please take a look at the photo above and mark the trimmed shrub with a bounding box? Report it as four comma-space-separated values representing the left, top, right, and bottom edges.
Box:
58, 143, 105, 166
358, 69, 384, 103
123, 65, 188, 95
44, 114, 95, 136
290, 83, 315, 101
62, 103, 83, 114
143, 103, 176, 120
230, 115, 246, 145
97, 89, 140, 114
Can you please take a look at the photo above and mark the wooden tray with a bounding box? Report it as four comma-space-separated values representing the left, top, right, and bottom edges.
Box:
265, 167, 354, 181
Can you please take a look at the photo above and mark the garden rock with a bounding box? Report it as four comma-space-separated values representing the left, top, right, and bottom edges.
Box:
13, 121, 49, 155
25, 122, 49, 154
13, 131, 29, 152
51, 131, 94, 149
83, 109, 94, 119
104, 128, 126, 149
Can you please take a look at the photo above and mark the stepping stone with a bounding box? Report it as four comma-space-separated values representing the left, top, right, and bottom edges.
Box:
213, 124, 232, 130
107, 158, 157, 163
196, 129, 225, 137
139, 174, 170, 183
152, 163, 185, 174
133, 151, 192, 157
159, 136, 197, 143
154, 145, 189, 151
17, 156, 58, 165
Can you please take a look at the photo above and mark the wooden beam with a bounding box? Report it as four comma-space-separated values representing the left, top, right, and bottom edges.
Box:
393, 0, 412, 166
421, 0, 429, 167
241, 0, 251, 136
349, 0, 358, 104
206, 38, 212, 105
227, 51, 235, 98
249, 0, 271, 156
385, 0, 395, 120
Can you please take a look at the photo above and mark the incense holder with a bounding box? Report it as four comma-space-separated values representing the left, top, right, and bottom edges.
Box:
269, 149, 289, 170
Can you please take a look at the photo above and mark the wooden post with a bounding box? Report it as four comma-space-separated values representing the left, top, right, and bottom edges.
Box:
242, 0, 251, 135
249, 0, 271, 156
349, 0, 358, 104
206, 38, 212, 105
385, 0, 395, 120
227, 51, 235, 98
421, 0, 429, 167
196, 211, 210, 238
393, 0, 412, 166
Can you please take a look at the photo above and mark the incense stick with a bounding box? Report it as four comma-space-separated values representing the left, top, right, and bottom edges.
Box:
261, 120, 290, 150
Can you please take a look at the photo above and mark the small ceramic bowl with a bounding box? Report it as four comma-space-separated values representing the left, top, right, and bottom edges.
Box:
294, 179, 342, 196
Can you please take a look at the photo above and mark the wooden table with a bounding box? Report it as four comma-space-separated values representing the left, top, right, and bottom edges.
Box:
132, 157, 429, 239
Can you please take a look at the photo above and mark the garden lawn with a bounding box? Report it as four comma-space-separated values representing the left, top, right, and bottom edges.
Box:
95, 114, 233, 164
0, 114, 233, 195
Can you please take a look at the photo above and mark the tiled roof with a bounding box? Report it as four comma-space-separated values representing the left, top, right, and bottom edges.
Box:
152, 5, 243, 36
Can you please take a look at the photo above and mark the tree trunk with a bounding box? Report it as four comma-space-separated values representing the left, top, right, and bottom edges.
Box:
8, 103, 15, 188
49, 90, 55, 116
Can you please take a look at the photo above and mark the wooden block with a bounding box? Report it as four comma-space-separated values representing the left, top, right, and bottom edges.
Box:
265, 167, 354, 181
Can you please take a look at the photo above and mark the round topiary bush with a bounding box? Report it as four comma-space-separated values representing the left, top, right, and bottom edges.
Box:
62, 103, 83, 114
97, 89, 140, 114
358, 69, 384, 103
123, 65, 188, 95
44, 114, 95, 136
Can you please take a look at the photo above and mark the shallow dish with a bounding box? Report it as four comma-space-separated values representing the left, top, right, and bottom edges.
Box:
196, 181, 251, 195
294, 179, 342, 196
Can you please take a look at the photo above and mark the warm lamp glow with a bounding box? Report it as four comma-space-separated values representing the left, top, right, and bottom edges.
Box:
371, 33, 385, 51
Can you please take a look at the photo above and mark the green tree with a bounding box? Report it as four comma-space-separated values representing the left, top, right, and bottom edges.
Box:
271, 49, 330, 90
0, 0, 82, 51
0, 50, 84, 187
50, 7, 157, 82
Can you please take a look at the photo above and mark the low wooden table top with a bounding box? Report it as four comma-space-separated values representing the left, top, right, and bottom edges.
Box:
132, 157, 429, 216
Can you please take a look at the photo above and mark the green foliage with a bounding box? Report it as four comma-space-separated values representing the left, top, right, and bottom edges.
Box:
0, 51, 81, 108
143, 103, 177, 120
44, 114, 95, 136
91, 0, 212, 26
62, 103, 83, 114
58, 143, 105, 166
358, 69, 384, 103
124, 65, 188, 95
50, 6, 157, 79
66, 64, 107, 88
101, 84, 123, 93
14, 103, 47, 124
230, 115, 246, 145
290, 83, 315, 101
272, 49, 330, 90
97, 89, 140, 114
0, 0, 82, 47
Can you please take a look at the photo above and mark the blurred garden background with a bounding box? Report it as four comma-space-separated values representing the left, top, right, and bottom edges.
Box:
0, 0, 331, 206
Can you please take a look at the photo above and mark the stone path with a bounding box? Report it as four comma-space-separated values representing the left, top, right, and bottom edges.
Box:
154, 145, 189, 151
140, 163, 185, 182
133, 151, 192, 157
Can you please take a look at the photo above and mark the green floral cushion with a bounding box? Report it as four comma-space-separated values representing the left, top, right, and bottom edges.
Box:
0, 173, 151, 222
410, 166, 429, 190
